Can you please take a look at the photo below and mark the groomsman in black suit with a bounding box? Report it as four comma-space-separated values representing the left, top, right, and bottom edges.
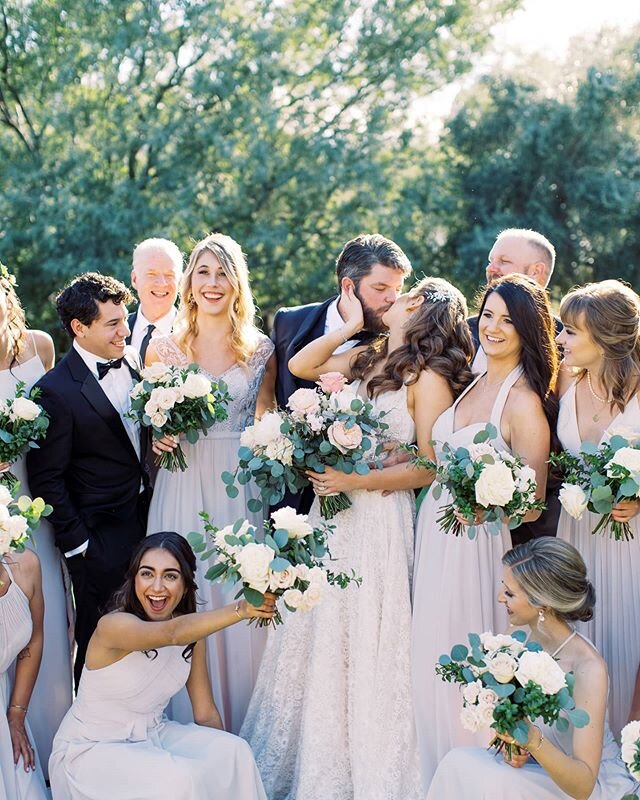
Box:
467, 228, 563, 545
27, 273, 164, 686
272, 233, 412, 511
127, 237, 183, 361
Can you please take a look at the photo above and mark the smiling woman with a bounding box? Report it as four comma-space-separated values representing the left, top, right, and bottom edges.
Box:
48, 532, 274, 800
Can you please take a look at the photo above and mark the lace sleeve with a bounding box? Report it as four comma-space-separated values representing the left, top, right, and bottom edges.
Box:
151, 336, 190, 367
248, 334, 275, 373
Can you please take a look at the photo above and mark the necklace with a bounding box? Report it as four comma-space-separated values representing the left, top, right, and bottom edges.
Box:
586, 371, 608, 422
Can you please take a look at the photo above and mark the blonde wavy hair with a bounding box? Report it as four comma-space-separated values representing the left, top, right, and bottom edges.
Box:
174, 233, 260, 363
0, 272, 27, 365
560, 280, 640, 412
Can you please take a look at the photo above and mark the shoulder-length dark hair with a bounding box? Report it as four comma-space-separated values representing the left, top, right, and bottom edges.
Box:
106, 532, 198, 660
478, 274, 559, 447
351, 277, 474, 399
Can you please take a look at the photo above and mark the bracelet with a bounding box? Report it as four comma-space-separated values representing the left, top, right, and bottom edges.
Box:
527, 729, 545, 753
234, 602, 243, 621
8, 704, 27, 714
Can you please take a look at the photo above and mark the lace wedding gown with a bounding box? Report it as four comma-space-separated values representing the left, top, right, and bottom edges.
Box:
556, 381, 640, 736
412, 367, 520, 787
0, 353, 73, 774
240, 383, 423, 800
147, 334, 274, 734
0, 561, 47, 800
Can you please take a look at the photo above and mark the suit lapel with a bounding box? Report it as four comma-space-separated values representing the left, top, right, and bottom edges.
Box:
66, 348, 141, 465
289, 297, 336, 356
125, 310, 138, 346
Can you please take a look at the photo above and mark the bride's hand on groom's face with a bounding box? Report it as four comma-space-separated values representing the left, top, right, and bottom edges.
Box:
339, 283, 365, 336
307, 466, 360, 495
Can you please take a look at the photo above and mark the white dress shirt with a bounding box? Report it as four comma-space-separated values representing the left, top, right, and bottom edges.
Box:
65, 341, 142, 557
324, 298, 360, 355
130, 306, 176, 353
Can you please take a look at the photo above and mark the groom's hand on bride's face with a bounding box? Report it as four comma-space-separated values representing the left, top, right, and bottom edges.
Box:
151, 434, 179, 456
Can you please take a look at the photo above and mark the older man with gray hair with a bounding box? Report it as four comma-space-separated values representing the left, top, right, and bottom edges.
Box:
127, 237, 183, 360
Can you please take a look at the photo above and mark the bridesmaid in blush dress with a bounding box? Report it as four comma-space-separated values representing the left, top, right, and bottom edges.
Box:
0, 267, 72, 775
427, 538, 637, 800
146, 233, 276, 734
412, 275, 559, 788
556, 279, 640, 737
49, 533, 273, 800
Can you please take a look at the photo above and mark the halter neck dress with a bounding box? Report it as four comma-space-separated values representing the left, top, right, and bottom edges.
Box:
412, 366, 523, 786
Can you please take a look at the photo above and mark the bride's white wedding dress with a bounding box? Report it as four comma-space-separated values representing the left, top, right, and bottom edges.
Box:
240, 383, 423, 800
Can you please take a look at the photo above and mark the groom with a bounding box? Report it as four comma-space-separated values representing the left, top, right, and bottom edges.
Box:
272, 234, 412, 511
27, 273, 152, 686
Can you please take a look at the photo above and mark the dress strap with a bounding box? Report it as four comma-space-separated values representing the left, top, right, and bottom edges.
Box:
453, 371, 484, 411
489, 365, 524, 430
550, 628, 577, 658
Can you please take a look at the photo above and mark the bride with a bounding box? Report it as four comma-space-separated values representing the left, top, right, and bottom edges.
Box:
240, 277, 474, 799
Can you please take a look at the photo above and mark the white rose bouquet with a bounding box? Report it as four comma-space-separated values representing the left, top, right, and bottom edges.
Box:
188, 506, 361, 626
127, 362, 231, 472
550, 432, 640, 541
436, 629, 589, 759
0, 381, 49, 491
224, 372, 389, 519
620, 720, 640, 798
410, 423, 545, 538
0, 482, 53, 561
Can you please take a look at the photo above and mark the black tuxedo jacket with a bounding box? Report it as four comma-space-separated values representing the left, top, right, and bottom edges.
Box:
126, 309, 138, 344
26, 347, 150, 555
272, 297, 336, 409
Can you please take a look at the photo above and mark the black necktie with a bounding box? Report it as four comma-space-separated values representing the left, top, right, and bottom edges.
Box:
139, 323, 156, 362
97, 358, 124, 380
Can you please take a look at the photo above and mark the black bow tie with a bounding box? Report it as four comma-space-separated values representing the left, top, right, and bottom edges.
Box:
97, 358, 124, 380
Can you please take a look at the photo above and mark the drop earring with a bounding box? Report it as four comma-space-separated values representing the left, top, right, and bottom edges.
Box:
538, 608, 545, 623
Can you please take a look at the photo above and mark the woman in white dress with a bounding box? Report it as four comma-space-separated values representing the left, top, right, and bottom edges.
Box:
556, 279, 640, 737
146, 233, 276, 733
49, 531, 274, 800
412, 274, 559, 787
0, 548, 48, 800
241, 277, 474, 799
427, 537, 638, 799
0, 266, 72, 774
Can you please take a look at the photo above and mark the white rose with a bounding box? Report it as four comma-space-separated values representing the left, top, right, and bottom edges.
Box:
515, 464, 537, 493
287, 388, 321, 420
307, 566, 329, 588
306, 413, 324, 433
282, 588, 304, 610
621, 720, 640, 747
130, 381, 146, 400
0, 504, 12, 527
150, 411, 168, 428
299, 583, 324, 611
6, 514, 28, 539
476, 702, 496, 727
607, 447, 640, 478
144, 399, 159, 416
234, 542, 275, 593
264, 437, 294, 466
461, 680, 482, 705
215, 521, 251, 554
240, 425, 257, 449
268, 566, 297, 591
558, 483, 589, 520
0, 485, 13, 506
150, 386, 179, 411
253, 412, 286, 447
270, 507, 313, 539
475, 460, 516, 508
295, 563, 311, 583
181, 372, 212, 399
0, 528, 12, 554
515, 650, 567, 695
481, 633, 525, 655
141, 362, 173, 383
9, 397, 41, 422
467, 443, 498, 462
331, 388, 359, 414
460, 705, 482, 733
478, 688, 499, 707
486, 652, 518, 684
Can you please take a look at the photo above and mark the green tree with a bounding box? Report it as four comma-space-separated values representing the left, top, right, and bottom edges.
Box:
0, 0, 518, 344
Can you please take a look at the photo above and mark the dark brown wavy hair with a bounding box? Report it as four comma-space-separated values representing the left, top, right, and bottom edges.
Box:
559, 280, 640, 413
106, 532, 198, 661
478, 275, 559, 448
351, 277, 474, 399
